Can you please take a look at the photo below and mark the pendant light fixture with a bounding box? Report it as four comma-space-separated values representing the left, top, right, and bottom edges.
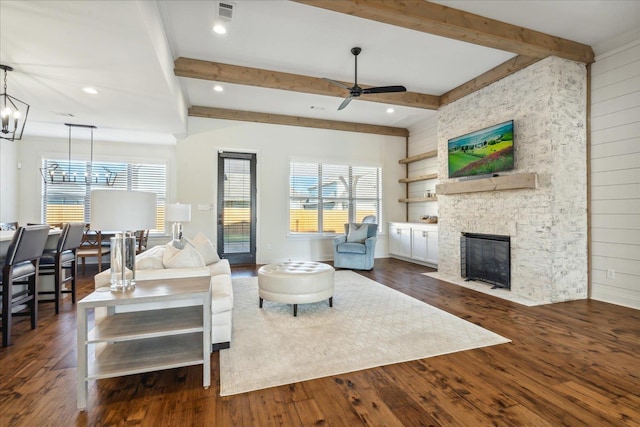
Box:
40, 124, 117, 186
0, 64, 30, 141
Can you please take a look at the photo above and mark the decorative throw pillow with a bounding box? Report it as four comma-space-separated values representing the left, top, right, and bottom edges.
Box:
162, 243, 205, 268
136, 245, 165, 270
347, 223, 369, 243
186, 232, 220, 265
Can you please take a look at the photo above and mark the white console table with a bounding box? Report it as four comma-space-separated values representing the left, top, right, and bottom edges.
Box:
76, 276, 211, 410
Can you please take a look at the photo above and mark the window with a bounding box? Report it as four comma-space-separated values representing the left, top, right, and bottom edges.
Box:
41, 159, 166, 232
289, 161, 381, 235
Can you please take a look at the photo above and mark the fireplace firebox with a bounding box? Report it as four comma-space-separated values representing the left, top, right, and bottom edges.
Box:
461, 233, 511, 289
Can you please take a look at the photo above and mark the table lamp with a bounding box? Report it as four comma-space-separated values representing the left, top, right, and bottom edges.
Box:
90, 190, 156, 291
166, 203, 191, 241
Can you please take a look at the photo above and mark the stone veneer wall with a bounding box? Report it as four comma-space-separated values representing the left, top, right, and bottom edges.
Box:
438, 56, 588, 303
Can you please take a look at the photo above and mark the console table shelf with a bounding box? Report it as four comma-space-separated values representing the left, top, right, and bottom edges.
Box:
88, 333, 203, 379
76, 277, 211, 411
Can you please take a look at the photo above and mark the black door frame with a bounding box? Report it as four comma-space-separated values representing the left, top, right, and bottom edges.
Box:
217, 151, 257, 265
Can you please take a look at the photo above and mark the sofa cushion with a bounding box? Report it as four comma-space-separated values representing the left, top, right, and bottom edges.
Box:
337, 242, 367, 254
186, 232, 220, 265
163, 243, 205, 268
136, 245, 165, 270
347, 223, 368, 243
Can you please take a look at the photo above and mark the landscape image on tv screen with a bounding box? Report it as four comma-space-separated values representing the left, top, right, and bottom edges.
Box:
448, 120, 514, 178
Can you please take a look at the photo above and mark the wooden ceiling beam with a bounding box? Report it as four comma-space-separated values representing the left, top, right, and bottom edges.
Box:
440, 55, 541, 106
292, 0, 594, 64
175, 57, 440, 110
188, 106, 409, 137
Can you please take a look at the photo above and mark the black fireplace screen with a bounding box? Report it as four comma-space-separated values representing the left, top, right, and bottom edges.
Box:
461, 233, 511, 289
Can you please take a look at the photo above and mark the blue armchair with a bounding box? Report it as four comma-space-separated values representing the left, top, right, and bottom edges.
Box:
332, 221, 378, 270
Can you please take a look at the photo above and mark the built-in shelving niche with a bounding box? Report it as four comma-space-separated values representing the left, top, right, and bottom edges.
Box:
398, 151, 438, 203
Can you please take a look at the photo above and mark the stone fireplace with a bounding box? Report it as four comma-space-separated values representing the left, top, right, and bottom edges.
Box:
436, 57, 588, 304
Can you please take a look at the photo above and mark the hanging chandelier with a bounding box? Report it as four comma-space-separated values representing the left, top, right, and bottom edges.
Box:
40, 124, 117, 186
0, 64, 30, 141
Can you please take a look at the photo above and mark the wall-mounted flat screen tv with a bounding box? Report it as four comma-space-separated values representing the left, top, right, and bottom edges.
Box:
448, 120, 514, 178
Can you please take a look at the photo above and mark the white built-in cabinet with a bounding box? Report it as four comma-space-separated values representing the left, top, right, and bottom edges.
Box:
388, 223, 412, 258
388, 222, 438, 267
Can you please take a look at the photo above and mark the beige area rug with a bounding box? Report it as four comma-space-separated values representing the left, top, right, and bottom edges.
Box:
423, 272, 545, 307
219, 271, 510, 396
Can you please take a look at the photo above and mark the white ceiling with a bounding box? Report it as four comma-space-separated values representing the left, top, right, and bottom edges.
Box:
1, 0, 638, 144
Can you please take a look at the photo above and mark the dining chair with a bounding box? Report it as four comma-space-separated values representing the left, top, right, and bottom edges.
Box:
135, 229, 150, 254
1, 224, 50, 347
77, 227, 111, 273
38, 222, 86, 314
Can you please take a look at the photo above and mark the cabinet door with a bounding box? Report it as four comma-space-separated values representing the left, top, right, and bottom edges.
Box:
426, 231, 439, 265
411, 228, 429, 262
388, 224, 411, 258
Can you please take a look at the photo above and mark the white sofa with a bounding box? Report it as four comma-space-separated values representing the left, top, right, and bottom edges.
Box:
94, 234, 233, 351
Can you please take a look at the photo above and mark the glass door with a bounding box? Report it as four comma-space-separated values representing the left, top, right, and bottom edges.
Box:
217, 152, 256, 265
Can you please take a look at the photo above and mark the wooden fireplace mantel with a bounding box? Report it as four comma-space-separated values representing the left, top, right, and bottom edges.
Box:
436, 173, 537, 195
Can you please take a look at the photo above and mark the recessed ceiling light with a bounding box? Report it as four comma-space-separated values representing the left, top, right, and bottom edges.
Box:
213, 24, 227, 34
83, 87, 98, 95
386, 108, 395, 114
213, 85, 224, 92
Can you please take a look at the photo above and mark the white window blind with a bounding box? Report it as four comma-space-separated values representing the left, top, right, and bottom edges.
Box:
289, 161, 381, 235
42, 159, 167, 232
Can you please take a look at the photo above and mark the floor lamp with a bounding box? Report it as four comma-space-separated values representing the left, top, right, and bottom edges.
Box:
90, 190, 157, 291
166, 203, 191, 242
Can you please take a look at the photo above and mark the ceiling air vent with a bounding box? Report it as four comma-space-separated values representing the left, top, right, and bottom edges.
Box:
217, 2, 234, 21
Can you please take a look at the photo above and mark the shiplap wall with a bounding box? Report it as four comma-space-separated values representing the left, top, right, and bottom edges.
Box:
590, 31, 640, 309
406, 115, 439, 222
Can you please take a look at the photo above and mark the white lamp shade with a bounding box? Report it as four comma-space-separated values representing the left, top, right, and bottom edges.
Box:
90, 190, 157, 231
166, 203, 191, 222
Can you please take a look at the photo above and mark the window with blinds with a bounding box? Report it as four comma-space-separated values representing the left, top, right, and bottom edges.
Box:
289, 161, 381, 235
41, 159, 167, 232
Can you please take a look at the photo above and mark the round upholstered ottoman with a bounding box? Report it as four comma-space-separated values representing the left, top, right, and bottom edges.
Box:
257, 261, 335, 316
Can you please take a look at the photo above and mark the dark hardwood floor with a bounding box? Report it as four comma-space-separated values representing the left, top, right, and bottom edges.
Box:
1, 258, 638, 426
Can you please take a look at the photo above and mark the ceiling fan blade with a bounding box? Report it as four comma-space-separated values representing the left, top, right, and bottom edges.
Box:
338, 96, 353, 110
323, 77, 351, 90
361, 85, 407, 94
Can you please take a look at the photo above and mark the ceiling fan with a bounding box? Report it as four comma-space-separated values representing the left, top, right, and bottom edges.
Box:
325, 47, 407, 111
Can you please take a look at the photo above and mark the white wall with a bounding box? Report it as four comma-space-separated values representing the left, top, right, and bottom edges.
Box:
0, 139, 19, 222
407, 116, 439, 222
590, 29, 640, 309
177, 118, 406, 264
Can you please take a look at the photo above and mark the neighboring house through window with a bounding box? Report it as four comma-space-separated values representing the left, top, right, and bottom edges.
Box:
289, 161, 382, 235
